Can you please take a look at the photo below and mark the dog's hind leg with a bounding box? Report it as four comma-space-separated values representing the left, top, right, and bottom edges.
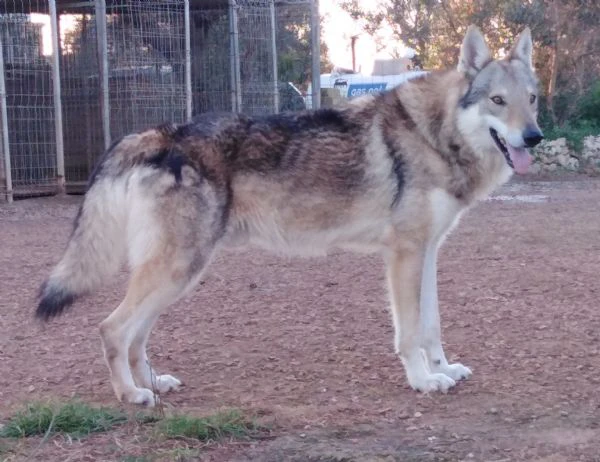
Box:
128, 315, 181, 395
100, 247, 211, 406
99, 163, 227, 406
420, 244, 472, 382
386, 248, 456, 393
100, 265, 188, 405
127, 255, 207, 394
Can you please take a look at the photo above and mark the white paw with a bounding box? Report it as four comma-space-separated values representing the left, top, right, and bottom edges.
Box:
408, 372, 456, 393
154, 374, 182, 394
433, 362, 472, 382
124, 387, 157, 407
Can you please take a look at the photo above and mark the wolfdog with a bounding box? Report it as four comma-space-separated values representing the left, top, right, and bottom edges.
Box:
37, 26, 543, 406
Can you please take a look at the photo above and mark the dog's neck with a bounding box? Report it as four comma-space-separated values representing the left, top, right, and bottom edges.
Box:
389, 70, 511, 202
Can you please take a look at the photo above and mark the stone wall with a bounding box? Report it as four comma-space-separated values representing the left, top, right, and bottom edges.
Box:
530, 135, 600, 174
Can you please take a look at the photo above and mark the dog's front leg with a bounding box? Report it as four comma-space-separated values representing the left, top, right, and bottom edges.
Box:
420, 244, 472, 382
386, 248, 456, 393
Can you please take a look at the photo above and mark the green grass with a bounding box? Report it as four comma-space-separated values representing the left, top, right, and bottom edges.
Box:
0, 440, 11, 454
1, 402, 264, 460
0, 401, 129, 439
120, 448, 201, 462
158, 409, 261, 442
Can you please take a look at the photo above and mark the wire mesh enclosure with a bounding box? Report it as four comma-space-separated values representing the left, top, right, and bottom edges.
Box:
0, 0, 319, 200
236, 0, 277, 115
0, 1, 59, 198
58, 0, 188, 184
189, 0, 313, 116
105, 0, 188, 140
59, 4, 102, 185
190, 3, 231, 114
275, 0, 313, 112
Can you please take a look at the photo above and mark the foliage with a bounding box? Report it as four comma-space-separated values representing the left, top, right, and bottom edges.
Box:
540, 81, 600, 150
576, 80, 600, 127
543, 120, 598, 152
276, 7, 331, 88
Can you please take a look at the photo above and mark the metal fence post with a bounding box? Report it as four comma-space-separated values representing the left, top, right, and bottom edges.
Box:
95, 0, 110, 150
0, 32, 13, 203
270, 0, 279, 113
229, 0, 242, 112
310, 0, 321, 109
49, 0, 65, 192
184, 0, 192, 120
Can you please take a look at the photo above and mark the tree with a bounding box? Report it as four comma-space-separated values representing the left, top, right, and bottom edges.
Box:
340, 0, 600, 127
276, 5, 331, 88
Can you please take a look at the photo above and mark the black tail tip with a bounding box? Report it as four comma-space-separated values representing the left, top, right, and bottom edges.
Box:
36, 282, 77, 321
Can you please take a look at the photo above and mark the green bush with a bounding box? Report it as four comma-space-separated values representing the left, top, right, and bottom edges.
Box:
543, 119, 599, 152
576, 80, 600, 126
539, 80, 600, 151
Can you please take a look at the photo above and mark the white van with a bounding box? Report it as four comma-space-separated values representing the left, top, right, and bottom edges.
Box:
305, 70, 428, 108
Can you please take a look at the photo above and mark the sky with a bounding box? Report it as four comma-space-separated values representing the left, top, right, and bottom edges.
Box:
30, 13, 78, 56
320, 0, 407, 74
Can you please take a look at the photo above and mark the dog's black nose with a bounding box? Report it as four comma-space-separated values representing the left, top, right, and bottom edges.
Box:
523, 128, 544, 147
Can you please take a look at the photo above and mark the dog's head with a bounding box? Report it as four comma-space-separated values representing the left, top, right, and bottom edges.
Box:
456, 26, 543, 175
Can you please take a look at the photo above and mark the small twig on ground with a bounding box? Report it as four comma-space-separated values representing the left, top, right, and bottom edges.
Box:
148, 358, 165, 419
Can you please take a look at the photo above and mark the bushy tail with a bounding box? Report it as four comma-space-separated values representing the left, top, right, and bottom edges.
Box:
36, 178, 128, 321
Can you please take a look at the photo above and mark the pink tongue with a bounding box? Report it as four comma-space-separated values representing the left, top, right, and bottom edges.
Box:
506, 145, 532, 174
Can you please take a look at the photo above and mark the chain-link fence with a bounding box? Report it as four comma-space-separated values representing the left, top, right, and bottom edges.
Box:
0, 0, 319, 200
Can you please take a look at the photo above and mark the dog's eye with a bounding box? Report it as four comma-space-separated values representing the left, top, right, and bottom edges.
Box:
530, 94, 537, 104
491, 96, 505, 106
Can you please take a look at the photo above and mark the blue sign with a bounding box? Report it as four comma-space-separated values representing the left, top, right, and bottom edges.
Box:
347, 82, 388, 98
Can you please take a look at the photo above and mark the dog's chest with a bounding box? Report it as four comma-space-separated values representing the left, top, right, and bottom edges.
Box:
429, 188, 465, 243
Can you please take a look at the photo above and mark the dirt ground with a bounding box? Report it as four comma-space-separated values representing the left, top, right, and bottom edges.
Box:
1, 175, 600, 461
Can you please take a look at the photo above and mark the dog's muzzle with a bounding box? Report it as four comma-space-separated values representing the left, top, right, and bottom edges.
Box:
522, 128, 544, 148
489, 128, 513, 168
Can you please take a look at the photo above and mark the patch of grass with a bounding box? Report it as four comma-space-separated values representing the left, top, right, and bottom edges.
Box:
134, 412, 162, 425
121, 457, 153, 462
0, 401, 129, 439
158, 409, 261, 442
0, 440, 12, 455
120, 448, 201, 462
169, 447, 201, 460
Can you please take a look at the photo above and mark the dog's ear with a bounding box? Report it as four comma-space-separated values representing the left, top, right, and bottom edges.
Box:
508, 27, 533, 69
457, 25, 492, 78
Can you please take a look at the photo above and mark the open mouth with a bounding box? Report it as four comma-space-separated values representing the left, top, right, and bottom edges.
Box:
488, 128, 532, 174
489, 128, 514, 168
